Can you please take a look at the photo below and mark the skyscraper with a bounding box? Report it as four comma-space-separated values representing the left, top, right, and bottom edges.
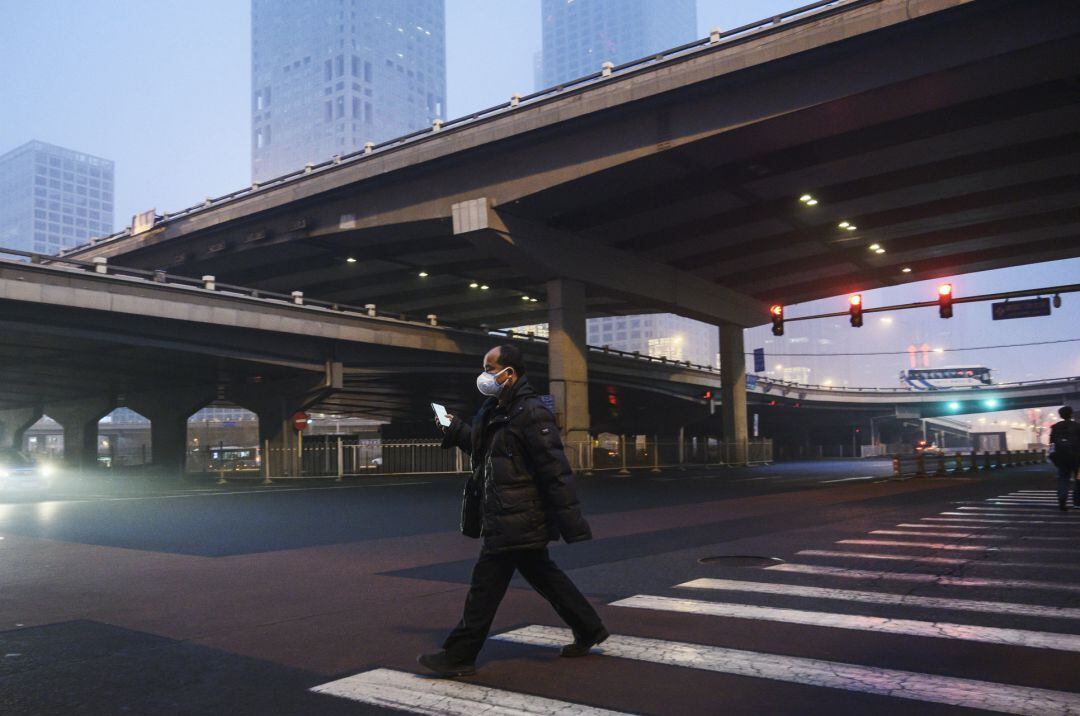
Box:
251, 0, 446, 183
539, 0, 697, 89
0, 141, 115, 255
536, 0, 709, 364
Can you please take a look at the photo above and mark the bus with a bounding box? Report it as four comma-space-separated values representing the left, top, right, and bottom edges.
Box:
207, 446, 261, 472
900, 366, 992, 391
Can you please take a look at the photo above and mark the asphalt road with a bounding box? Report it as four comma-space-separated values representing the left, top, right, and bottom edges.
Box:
2, 459, 1078, 715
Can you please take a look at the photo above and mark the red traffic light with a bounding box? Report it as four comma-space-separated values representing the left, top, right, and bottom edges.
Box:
849, 293, 863, 327
770, 304, 784, 336
938, 283, 954, 318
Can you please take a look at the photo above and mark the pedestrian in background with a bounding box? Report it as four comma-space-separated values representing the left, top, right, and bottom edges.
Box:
1049, 405, 1080, 511
418, 343, 607, 677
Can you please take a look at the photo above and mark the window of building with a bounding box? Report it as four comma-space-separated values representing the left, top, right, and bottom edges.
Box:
325, 100, 333, 122
335, 55, 344, 77
325, 59, 333, 81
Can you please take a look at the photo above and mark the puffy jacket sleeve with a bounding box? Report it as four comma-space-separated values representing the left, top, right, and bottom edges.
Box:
441, 415, 473, 454
521, 401, 592, 543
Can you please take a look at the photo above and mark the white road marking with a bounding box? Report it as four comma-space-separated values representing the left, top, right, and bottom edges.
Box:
957, 507, 1058, 513
676, 578, 1080, 620
766, 563, 1080, 593
494, 625, 1080, 716
797, 550, 1080, 570
310, 668, 629, 715
13, 482, 433, 504
872, 529, 1008, 539
932, 515, 1077, 524
819, 475, 877, 484
610, 595, 1080, 652
838, 539, 1073, 554
879, 530, 1074, 542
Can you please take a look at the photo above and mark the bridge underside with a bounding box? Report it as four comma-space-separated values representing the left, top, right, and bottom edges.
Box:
64, 0, 1080, 328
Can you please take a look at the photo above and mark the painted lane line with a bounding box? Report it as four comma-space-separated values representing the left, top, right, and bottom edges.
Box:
676, 578, 1080, 620
872, 530, 1008, 539
900, 522, 1070, 531
611, 595, 1080, 653
765, 563, 1080, 594
838, 539, 1074, 554
22, 482, 434, 504
956, 507, 1061, 513
797, 550, 1080, 571
881, 530, 1075, 542
494, 625, 1080, 716
310, 668, 629, 715
819, 475, 877, 484
932, 515, 1078, 524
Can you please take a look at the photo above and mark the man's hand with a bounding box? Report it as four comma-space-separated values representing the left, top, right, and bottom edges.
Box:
435, 414, 453, 434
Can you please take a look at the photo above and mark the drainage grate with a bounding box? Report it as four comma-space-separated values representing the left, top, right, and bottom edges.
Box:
697, 555, 785, 567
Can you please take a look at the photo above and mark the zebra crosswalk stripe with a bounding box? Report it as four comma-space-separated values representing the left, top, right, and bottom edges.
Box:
879, 529, 1074, 541
765, 563, 1080, 593
838, 539, 1074, 554
797, 549, 1080, 571
494, 626, 1080, 716
608, 595, 1080, 653
310, 668, 631, 715
932, 515, 1077, 524
675, 577, 1080, 619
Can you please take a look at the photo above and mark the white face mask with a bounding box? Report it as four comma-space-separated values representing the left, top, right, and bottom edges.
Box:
476, 367, 511, 396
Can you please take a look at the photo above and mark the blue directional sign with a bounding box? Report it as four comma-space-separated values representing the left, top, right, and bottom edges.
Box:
745, 375, 759, 390
991, 298, 1051, 320
753, 348, 765, 373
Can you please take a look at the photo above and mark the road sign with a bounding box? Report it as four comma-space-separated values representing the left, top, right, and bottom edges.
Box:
745, 375, 759, 390
753, 348, 765, 373
991, 297, 1051, 320
292, 411, 310, 431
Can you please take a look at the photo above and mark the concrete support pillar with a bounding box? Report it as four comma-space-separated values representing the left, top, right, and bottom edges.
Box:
547, 278, 590, 448
47, 397, 115, 472
718, 323, 749, 466
126, 389, 214, 478
0, 406, 42, 450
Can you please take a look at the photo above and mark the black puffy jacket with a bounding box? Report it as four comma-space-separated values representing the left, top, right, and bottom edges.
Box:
441, 377, 592, 553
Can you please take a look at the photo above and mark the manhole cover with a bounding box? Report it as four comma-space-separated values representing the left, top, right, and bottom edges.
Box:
697, 555, 785, 567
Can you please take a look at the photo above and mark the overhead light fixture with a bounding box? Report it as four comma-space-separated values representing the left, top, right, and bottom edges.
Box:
346, 257, 357, 263
868, 244, 881, 251
530, 298, 538, 303
874, 248, 886, 254
799, 194, 813, 203
469, 282, 479, 289
901, 267, 912, 273
480, 285, 490, 290
805, 199, 818, 206
521, 295, 530, 301
845, 224, 857, 231
838, 221, 850, 228
418, 271, 429, 278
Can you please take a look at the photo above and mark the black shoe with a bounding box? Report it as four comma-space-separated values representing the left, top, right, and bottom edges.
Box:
560, 627, 610, 658
417, 650, 476, 677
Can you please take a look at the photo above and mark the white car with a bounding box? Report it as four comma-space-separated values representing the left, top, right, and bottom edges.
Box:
0, 449, 53, 491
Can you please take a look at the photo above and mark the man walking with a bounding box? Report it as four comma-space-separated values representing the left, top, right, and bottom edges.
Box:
418, 344, 608, 677
1049, 405, 1080, 511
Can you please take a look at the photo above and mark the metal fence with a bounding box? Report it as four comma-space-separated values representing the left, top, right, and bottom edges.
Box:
187, 436, 772, 480
892, 449, 1046, 478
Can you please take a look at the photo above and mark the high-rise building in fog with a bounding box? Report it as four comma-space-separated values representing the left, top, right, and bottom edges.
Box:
251, 0, 446, 182
0, 140, 114, 255
535, 0, 708, 363
538, 0, 697, 89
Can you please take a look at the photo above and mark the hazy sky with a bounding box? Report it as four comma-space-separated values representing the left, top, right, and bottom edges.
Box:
2, 1, 1077, 391
0, 0, 796, 224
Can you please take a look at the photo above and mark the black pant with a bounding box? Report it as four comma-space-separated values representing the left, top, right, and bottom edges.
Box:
442, 547, 604, 662
1056, 461, 1080, 505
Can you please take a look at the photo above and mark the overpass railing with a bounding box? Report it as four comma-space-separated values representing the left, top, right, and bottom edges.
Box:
188, 436, 772, 481
892, 449, 1046, 478
6, 248, 1079, 400
55, 0, 871, 259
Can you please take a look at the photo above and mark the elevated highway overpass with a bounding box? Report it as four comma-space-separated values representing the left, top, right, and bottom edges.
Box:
2, 254, 1076, 471
15, 0, 1080, 466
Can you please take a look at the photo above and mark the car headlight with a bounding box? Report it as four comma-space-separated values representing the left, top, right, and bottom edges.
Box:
39, 463, 55, 478
0, 467, 9, 478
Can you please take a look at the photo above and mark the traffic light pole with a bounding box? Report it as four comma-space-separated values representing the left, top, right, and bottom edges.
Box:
775, 282, 1079, 324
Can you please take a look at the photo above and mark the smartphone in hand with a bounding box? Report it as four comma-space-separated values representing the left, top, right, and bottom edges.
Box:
431, 402, 452, 428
